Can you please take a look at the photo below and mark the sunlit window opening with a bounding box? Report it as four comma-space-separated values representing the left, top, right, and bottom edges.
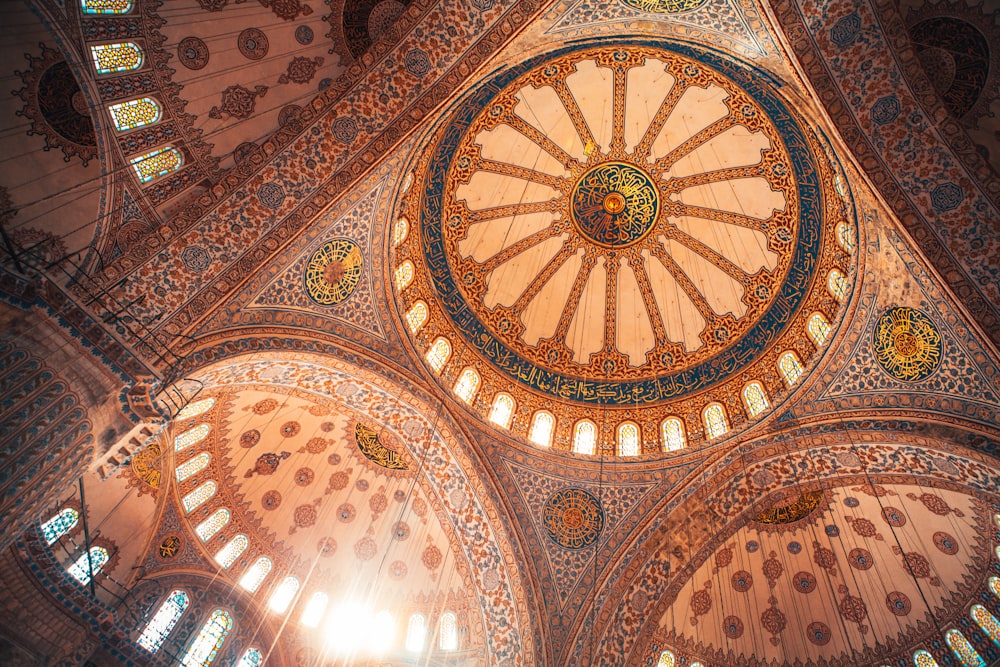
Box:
395, 261, 415, 290
393, 217, 409, 246
405, 301, 428, 334
971, 604, 1000, 647
109, 97, 161, 132
453, 367, 481, 404
239, 557, 272, 593
182, 480, 217, 513
439, 611, 458, 650
836, 221, 856, 252
913, 649, 941, 667
989, 575, 1000, 600
180, 608, 232, 667
827, 268, 849, 302
236, 648, 264, 667
176, 452, 210, 482
81, 0, 133, 13
300, 592, 328, 628
41, 507, 79, 544
778, 351, 804, 388
426, 337, 452, 374
195, 509, 230, 542
489, 393, 515, 429
268, 576, 300, 613
703, 403, 728, 439
90, 42, 143, 74
130, 146, 183, 183
174, 423, 210, 451
406, 613, 426, 652
617, 422, 640, 456
658, 650, 675, 667
808, 312, 831, 347
176, 397, 215, 421
529, 411, 555, 447
214, 535, 248, 569
661, 417, 686, 451
945, 628, 986, 667
573, 420, 596, 455
137, 590, 189, 652
742, 382, 769, 417
68, 546, 109, 584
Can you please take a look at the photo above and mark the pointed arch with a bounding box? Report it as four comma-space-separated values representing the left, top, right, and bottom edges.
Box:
489, 393, 515, 429
137, 590, 189, 652
529, 411, 555, 447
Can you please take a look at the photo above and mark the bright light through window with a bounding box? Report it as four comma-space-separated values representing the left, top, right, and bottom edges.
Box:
268, 576, 299, 614
406, 613, 426, 652
489, 393, 515, 429
573, 420, 596, 455
301, 592, 329, 628
529, 411, 554, 447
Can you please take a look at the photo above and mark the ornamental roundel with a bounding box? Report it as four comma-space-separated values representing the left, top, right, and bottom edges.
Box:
543, 488, 604, 549
305, 238, 363, 305
620, 0, 709, 13
873, 306, 942, 381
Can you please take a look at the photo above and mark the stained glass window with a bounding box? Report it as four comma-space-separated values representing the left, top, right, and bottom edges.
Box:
130, 146, 183, 183
703, 403, 728, 439
90, 42, 143, 74
82, 0, 133, 13
301, 592, 328, 628
174, 424, 210, 451
176, 397, 215, 421
779, 351, 804, 387
453, 368, 480, 404
42, 507, 79, 544
182, 480, 217, 513
989, 576, 1000, 600
180, 608, 232, 667
137, 590, 189, 652
68, 546, 109, 584
617, 422, 640, 456
236, 648, 263, 667
406, 301, 428, 334
393, 217, 409, 246
742, 382, 769, 417
426, 337, 451, 374
439, 611, 458, 650
529, 411, 554, 447
972, 604, 1000, 647
109, 97, 161, 132
836, 221, 856, 252
176, 452, 210, 482
913, 649, 940, 667
406, 613, 426, 652
395, 261, 415, 290
657, 650, 675, 667
214, 535, 248, 569
661, 417, 686, 451
945, 629, 986, 667
573, 420, 596, 455
690, 663, 705, 667
827, 268, 849, 302
195, 509, 230, 542
239, 557, 272, 593
268, 576, 300, 613
808, 312, 831, 347
489, 393, 515, 429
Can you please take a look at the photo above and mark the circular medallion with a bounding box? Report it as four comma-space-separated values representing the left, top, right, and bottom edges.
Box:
873, 307, 942, 381
177, 36, 209, 70
571, 162, 659, 247
305, 239, 363, 305
620, 0, 708, 12
157, 534, 182, 560
543, 488, 604, 549
238, 28, 269, 61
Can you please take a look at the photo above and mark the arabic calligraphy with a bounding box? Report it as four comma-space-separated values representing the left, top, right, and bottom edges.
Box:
354, 423, 409, 470
873, 307, 942, 381
571, 162, 659, 247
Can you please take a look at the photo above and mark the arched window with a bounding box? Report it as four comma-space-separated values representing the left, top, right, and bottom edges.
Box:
989, 576, 1000, 600
82, 0, 133, 13
395, 261, 415, 290
453, 367, 481, 404
912, 650, 940, 667
405, 301, 428, 334
703, 403, 728, 439
405, 613, 426, 652
137, 590, 189, 652
183, 480, 217, 513
239, 557, 272, 593
971, 604, 1000, 647
41, 507, 79, 544
131, 146, 183, 183
176, 397, 215, 421
236, 648, 264, 667
807, 312, 831, 347
573, 420, 596, 455
174, 424, 210, 451
393, 217, 409, 246
180, 608, 232, 667
529, 411, 554, 447
109, 97, 161, 132
657, 650, 675, 667
426, 337, 451, 374
176, 452, 210, 482
439, 611, 458, 650
489, 393, 515, 429
268, 576, 300, 613
195, 509, 230, 542
945, 629, 986, 667
836, 221, 856, 252
827, 268, 849, 302
742, 382, 769, 417
90, 42, 143, 74
617, 422, 640, 456
778, 351, 804, 387
301, 592, 328, 628
214, 535, 248, 569
68, 546, 109, 584
690, 663, 705, 667
661, 417, 686, 451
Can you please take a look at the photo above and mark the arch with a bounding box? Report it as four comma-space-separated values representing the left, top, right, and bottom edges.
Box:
182, 480, 217, 513
807, 312, 831, 347
301, 591, 328, 628
393, 216, 409, 246
702, 403, 728, 439
176, 452, 210, 482
394, 260, 415, 290
529, 411, 555, 447
268, 576, 299, 613
661, 417, 686, 451
174, 423, 210, 451
836, 221, 856, 252
989, 576, 1000, 600
41, 507, 79, 544
945, 628, 985, 667
657, 650, 675, 667
195, 509, 230, 542
406, 613, 426, 652
778, 351, 804, 387
82, 0, 133, 12
453, 367, 480, 404
827, 268, 849, 302
238, 557, 272, 593
439, 610, 458, 650
90, 42, 143, 74
176, 397, 215, 421
971, 604, 1000, 648
617, 422, 640, 456
913, 649, 940, 667
236, 648, 263, 667
68, 546, 109, 584
405, 301, 428, 333
489, 393, 515, 429
426, 337, 451, 374
213, 535, 248, 569
130, 146, 183, 183
180, 608, 232, 667
573, 420, 597, 455
741, 381, 769, 417
137, 589, 189, 652
108, 97, 161, 132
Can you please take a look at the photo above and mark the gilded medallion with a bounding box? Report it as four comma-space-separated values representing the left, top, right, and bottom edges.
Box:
571, 162, 659, 247
543, 488, 604, 549
620, 0, 709, 12
873, 307, 942, 381
305, 238, 363, 305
